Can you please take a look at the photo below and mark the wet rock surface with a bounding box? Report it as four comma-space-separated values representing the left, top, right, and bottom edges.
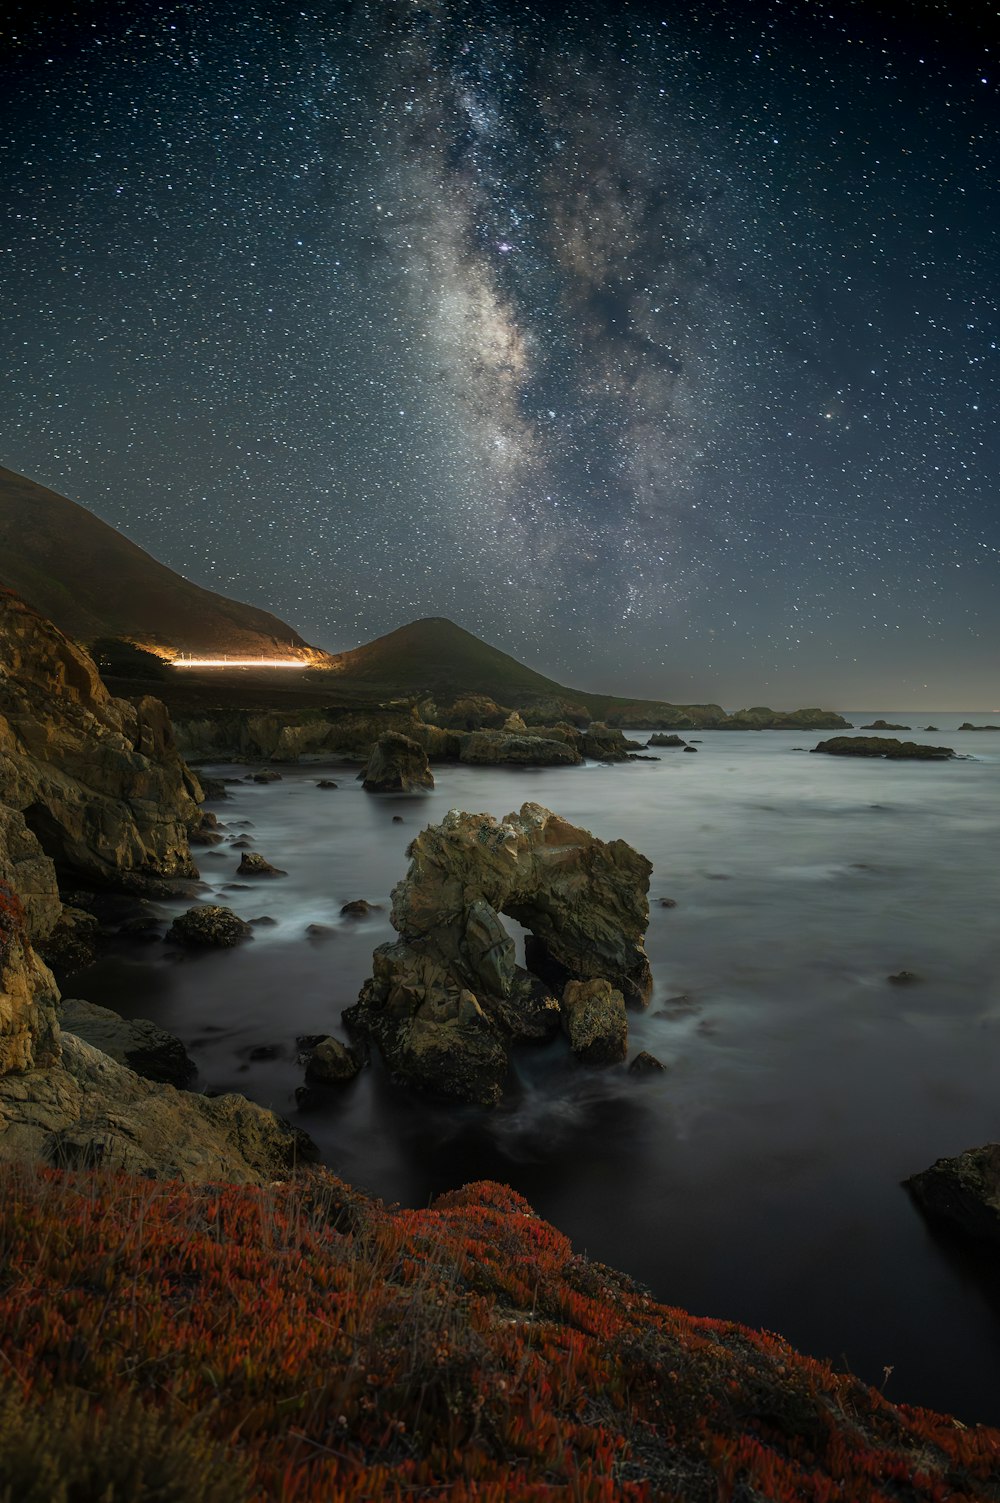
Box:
303, 1035, 363, 1084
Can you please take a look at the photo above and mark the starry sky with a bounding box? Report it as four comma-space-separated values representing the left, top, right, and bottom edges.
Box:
1, 0, 997, 708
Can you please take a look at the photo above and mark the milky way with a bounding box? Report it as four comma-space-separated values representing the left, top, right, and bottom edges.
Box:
1, 1, 997, 705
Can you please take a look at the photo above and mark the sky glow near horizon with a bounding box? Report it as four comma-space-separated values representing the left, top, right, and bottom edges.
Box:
0, 0, 997, 708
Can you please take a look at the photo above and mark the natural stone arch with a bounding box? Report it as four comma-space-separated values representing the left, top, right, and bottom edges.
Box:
343, 803, 652, 1104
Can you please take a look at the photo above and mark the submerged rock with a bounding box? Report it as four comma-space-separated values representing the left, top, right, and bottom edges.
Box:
628, 1050, 666, 1076
237, 852, 287, 877
59, 998, 197, 1087
304, 1035, 363, 1085
812, 737, 956, 760
341, 898, 378, 918
344, 803, 651, 1104
362, 733, 434, 792
167, 904, 254, 947
905, 1144, 1000, 1245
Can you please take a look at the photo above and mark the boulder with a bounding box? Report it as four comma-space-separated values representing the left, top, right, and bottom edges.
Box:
0, 590, 202, 889
304, 1035, 362, 1085
628, 1050, 666, 1076
252, 768, 283, 783
362, 733, 434, 792
59, 998, 197, 1087
341, 899, 378, 918
812, 737, 955, 760
561, 979, 628, 1064
648, 734, 687, 748
167, 904, 254, 947
344, 803, 650, 1103
905, 1144, 1000, 1245
317, 779, 338, 789
237, 852, 287, 877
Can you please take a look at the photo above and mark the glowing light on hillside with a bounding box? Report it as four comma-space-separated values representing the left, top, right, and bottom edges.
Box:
172, 657, 308, 669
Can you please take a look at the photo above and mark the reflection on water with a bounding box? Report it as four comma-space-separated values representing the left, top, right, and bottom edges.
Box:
69, 716, 1000, 1422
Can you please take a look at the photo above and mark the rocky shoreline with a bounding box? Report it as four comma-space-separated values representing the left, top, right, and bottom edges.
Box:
3, 584, 1000, 1496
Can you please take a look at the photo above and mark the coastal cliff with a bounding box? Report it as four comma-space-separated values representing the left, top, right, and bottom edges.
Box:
0, 589, 202, 889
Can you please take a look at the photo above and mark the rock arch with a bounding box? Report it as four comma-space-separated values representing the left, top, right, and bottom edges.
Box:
343, 803, 652, 1104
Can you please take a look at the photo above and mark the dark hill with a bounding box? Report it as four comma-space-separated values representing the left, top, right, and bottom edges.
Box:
0, 465, 322, 659
327, 616, 577, 701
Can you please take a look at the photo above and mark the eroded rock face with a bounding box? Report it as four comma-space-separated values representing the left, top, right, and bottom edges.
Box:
0, 807, 60, 1077
0, 590, 202, 889
362, 733, 435, 792
344, 803, 651, 1104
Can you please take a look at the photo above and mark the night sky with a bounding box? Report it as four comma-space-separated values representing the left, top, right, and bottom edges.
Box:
1, 1, 997, 708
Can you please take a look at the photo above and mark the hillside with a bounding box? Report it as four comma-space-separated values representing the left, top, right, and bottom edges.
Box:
327, 616, 580, 701
3, 1165, 997, 1503
0, 465, 321, 660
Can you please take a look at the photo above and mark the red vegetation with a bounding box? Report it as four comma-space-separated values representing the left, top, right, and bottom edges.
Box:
1, 1165, 998, 1502
0, 877, 26, 965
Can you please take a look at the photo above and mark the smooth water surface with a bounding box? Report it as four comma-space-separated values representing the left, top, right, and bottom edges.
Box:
72, 714, 1000, 1422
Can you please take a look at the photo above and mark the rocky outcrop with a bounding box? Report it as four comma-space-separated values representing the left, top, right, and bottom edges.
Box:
0, 1033, 312, 1181
362, 733, 435, 792
0, 791, 313, 1184
167, 904, 254, 947
861, 720, 911, 730
648, 733, 688, 747
579, 723, 642, 761
812, 737, 956, 760
432, 694, 509, 730
905, 1144, 1000, 1245
237, 852, 287, 877
724, 706, 851, 731
0, 872, 60, 1080
457, 730, 582, 767
0, 590, 202, 890
58, 998, 197, 1086
958, 722, 1000, 731
344, 803, 651, 1104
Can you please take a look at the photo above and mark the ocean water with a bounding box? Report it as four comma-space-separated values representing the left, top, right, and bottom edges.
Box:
71, 713, 1000, 1423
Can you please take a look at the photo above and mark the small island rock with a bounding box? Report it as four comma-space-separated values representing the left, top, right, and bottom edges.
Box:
905, 1143, 1000, 1245
237, 852, 288, 877
812, 737, 955, 760
304, 1035, 363, 1085
168, 904, 254, 947
362, 733, 435, 792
